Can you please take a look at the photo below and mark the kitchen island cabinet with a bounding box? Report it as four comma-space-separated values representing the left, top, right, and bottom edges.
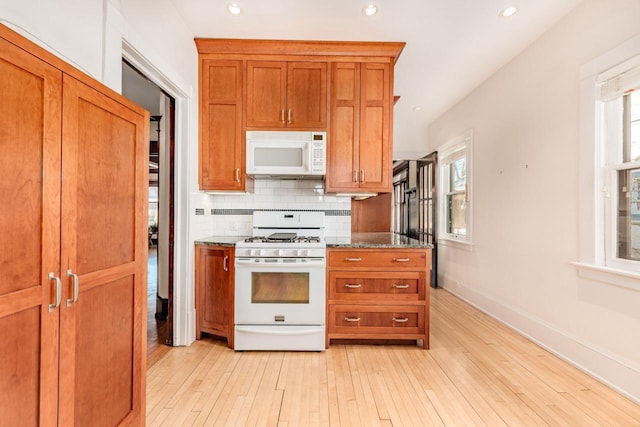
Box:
326, 234, 431, 348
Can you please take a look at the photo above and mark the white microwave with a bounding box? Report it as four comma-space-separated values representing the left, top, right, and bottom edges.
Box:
246, 131, 326, 178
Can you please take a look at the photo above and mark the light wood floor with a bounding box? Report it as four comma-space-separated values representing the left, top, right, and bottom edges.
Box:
146, 288, 640, 426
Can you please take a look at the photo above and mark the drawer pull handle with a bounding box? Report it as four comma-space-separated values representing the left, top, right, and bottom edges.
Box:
393, 258, 411, 262
392, 284, 409, 289
344, 317, 361, 322
344, 283, 362, 289
345, 257, 362, 262
392, 317, 409, 323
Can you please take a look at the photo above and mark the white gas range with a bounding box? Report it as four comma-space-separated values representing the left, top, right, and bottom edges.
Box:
234, 211, 326, 351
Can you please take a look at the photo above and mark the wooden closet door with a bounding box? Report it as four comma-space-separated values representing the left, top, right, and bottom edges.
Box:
59, 75, 148, 426
0, 36, 62, 426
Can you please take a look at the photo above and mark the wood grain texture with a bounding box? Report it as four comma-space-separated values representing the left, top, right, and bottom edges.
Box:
0, 33, 62, 426
195, 245, 233, 347
350, 193, 392, 232
194, 39, 405, 63
146, 289, 640, 426
199, 59, 245, 191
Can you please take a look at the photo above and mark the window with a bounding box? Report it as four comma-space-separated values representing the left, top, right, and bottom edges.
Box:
438, 130, 473, 244
601, 65, 640, 269
576, 35, 640, 290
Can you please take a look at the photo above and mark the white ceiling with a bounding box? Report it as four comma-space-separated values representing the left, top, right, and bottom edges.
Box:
167, 0, 584, 159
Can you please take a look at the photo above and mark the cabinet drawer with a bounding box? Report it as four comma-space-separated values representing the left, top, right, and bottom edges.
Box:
328, 271, 425, 301
328, 305, 425, 335
328, 249, 427, 269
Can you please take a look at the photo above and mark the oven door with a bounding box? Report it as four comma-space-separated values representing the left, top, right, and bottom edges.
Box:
234, 258, 326, 325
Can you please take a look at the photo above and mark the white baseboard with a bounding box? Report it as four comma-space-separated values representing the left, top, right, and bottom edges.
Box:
441, 284, 640, 404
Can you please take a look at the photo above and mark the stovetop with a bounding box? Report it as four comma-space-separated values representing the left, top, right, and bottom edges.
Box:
242, 234, 322, 244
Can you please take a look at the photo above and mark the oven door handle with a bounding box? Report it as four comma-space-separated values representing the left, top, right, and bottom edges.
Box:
235, 326, 324, 336
235, 259, 326, 268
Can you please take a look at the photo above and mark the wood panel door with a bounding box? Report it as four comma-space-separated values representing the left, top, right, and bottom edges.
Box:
246, 61, 287, 128
326, 62, 360, 192
58, 75, 148, 426
199, 59, 245, 190
286, 62, 327, 129
359, 62, 391, 192
0, 34, 63, 427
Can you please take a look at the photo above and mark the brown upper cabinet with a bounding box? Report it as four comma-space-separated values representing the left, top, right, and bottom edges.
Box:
195, 38, 405, 192
325, 62, 392, 193
246, 61, 327, 129
199, 59, 248, 191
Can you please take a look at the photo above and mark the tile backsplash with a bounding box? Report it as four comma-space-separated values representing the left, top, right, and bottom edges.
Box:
191, 179, 351, 238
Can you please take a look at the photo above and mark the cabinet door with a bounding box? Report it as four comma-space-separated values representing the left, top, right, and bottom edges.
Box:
287, 62, 327, 129
59, 75, 148, 426
246, 61, 287, 128
195, 246, 232, 344
200, 59, 245, 190
326, 62, 360, 192
0, 34, 62, 427
359, 62, 391, 192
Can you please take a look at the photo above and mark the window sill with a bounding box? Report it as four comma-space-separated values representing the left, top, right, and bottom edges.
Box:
438, 238, 474, 251
572, 262, 640, 292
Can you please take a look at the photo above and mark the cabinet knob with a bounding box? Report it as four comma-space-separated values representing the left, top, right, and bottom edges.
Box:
344, 257, 362, 262
393, 258, 410, 262
235, 168, 240, 183
392, 284, 409, 289
353, 170, 358, 183
360, 170, 365, 183
344, 317, 361, 322
287, 109, 292, 124
392, 317, 409, 323
281, 109, 285, 124
223, 255, 229, 272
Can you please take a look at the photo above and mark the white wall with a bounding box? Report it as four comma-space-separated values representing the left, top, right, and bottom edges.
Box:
0, 0, 199, 345
428, 0, 640, 402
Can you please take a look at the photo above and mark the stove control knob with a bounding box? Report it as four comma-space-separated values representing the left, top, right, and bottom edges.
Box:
298, 249, 308, 257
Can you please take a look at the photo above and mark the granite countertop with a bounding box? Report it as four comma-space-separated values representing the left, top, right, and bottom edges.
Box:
326, 232, 433, 249
195, 233, 432, 249
194, 236, 248, 247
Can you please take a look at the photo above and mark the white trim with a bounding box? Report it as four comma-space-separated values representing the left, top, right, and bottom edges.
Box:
572, 262, 640, 292
118, 16, 196, 346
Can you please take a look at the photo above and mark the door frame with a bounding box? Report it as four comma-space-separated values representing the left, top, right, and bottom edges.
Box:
122, 40, 191, 346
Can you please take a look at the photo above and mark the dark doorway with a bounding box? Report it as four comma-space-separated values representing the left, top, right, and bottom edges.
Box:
121, 60, 176, 362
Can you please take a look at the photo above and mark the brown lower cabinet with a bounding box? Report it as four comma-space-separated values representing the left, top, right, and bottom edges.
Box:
195, 245, 234, 347
0, 25, 148, 425
327, 248, 430, 348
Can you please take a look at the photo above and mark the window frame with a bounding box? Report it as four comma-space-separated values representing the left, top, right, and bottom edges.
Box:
438, 129, 473, 246
575, 34, 640, 291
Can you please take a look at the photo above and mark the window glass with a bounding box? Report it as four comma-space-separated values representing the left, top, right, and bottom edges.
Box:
438, 130, 472, 243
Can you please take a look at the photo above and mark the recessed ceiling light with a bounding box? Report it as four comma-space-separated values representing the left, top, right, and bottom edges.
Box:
362, 4, 378, 16
500, 5, 519, 18
413, 106, 423, 112
227, 3, 242, 15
